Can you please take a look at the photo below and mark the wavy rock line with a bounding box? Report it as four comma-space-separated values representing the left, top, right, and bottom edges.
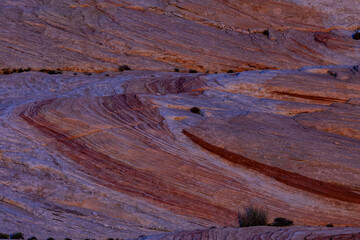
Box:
182, 130, 360, 204
19, 94, 237, 225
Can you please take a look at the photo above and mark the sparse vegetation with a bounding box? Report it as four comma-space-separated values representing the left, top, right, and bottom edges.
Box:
263, 30, 269, 37
27, 237, 37, 240
227, 70, 234, 73
118, 65, 131, 72
174, 68, 179, 72
190, 107, 201, 114
326, 223, 334, 227
47, 70, 62, 75
10, 233, 23, 239
47, 238, 55, 240
238, 206, 268, 227
0, 233, 9, 239
84, 72, 92, 76
1, 69, 11, 74
353, 32, 360, 40
1, 68, 32, 74
189, 69, 197, 73
40, 69, 62, 74
270, 217, 293, 227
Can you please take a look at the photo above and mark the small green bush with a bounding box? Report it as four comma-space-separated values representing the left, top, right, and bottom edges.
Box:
238, 206, 268, 227
10, 233, 23, 239
0, 233, 9, 239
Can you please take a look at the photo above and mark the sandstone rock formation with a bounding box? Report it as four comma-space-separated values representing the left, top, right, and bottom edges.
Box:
1, 66, 360, 239
136, 226, 360, 240
1, 0, 360, 73
0, 0, 360, 239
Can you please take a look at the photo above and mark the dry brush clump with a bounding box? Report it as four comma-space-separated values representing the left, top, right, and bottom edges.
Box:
238, 206, 268, 227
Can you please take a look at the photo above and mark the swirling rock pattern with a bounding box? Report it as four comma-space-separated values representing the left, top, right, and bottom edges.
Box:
1, 66, 360, 239
1, 0, 360, 239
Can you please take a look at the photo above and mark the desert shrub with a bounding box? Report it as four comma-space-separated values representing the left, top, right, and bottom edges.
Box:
84, 72, 92, 76
24, 68, 31, 72
47, 70, 62, 75
270, 217, 293, 227
10, 233, 23, 239
190, 107, 201, 114
238, 206, 268, 227
39, 69, 62, 74
174, 68, 179, 72
326, 223, 334, 227
27, 237, 37, 240
189, 69, 197, 73
353, 32, 360, 40
0, 233, 9, 239
118, 65, 131, 72
105, 74, 110, 77
64, 238, 72, 240
263, 30, 269, 37
47, 238, 55, 240
227, 70, 234, 73
2, 69, 11, 75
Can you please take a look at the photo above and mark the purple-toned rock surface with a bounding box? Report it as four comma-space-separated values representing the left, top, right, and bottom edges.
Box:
0, 0, 360, 239
1, 67, 360, 239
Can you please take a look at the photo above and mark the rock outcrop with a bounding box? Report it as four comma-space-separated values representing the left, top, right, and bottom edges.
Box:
135, 226, 360, 240
1, 66, 360, 239
0, 0, 360, 239
1, 0, 359, 73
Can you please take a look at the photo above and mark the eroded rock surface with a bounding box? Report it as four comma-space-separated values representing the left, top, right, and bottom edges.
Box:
135, 226, 360, 240
1, 66, 360, 239
1, 0, 360, 72
1, 0, 360, 239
